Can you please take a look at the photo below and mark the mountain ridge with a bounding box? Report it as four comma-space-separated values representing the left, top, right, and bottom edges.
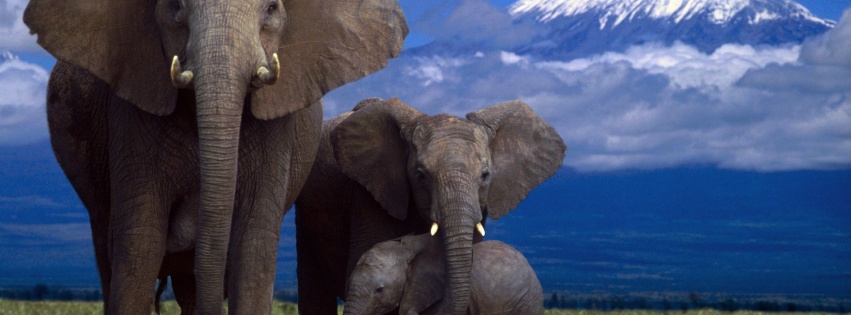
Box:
409, 0, 835, 59
509, 0, 834, 28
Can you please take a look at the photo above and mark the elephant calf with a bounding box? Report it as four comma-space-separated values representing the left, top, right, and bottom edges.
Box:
296, 97, 564, 314
344, 233, 544, 315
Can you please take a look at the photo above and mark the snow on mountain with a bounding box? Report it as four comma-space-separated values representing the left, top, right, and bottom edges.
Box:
322, 2, 851, 173
499, 0, 835, 58
509, 0, 833, 28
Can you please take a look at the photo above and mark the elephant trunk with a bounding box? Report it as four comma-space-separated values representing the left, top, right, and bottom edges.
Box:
437, 174, 479, 315
441, 212, 475, 315
193, 73, 244, 315
190, 12, 255, 315
342, 298, 364, 315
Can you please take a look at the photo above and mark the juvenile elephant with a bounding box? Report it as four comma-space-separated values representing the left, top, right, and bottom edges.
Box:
345, 234, 544, 315
295, 98, 565, 314
23, 0, 406, 314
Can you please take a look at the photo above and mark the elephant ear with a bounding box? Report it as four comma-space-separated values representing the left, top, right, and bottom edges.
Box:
332, 99, 423, 220
466, 100, 566, 219
250, 0, 408, 120
399, 234, 444, 315
24, 0, 177, 116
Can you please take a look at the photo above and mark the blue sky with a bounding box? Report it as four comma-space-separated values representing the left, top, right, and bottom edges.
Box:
0, 0, 850, 297
395, 0, 851, 48
3, 0, 851, 169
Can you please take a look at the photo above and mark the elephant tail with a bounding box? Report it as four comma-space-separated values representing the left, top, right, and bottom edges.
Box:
154, 274, 168, 314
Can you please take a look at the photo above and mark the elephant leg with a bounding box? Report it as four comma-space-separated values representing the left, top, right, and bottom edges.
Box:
294, 104, 348, 314
296, 205, 346, 315
107, 187, 170, 315
162, 250, 197, 315
172, 271, 197, 315
296, 250, 339, 315
162, 193, 199, 315
224, 119, 292, 314
102, 81, 203, 314
224, 99, 321, 314
226, 196, 284, 315
106, 108, 171, 314
45, 61, 113, 308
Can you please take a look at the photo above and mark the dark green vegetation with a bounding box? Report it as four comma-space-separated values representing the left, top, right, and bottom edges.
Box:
0, 299, 305, 315
3, 285, 849, 314
542, 292, 849, 313
0, 300, 847, 315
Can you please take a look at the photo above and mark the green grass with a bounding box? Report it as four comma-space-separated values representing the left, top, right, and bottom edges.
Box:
542, 311, 846, 315
0, 299, 337, 315
0, 300, 845, 315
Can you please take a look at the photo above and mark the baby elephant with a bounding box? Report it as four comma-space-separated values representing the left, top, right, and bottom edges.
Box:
345, 233, 543, 315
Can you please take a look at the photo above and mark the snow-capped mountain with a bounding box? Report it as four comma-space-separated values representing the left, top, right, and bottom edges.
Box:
510, 0, 832, 27
409, 0, 835, 59
507, 0, 834, 57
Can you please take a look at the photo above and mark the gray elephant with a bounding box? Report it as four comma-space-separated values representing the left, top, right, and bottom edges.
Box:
23, 0, 407, 314
295, 98, 565, 314
345, 233, 543, 315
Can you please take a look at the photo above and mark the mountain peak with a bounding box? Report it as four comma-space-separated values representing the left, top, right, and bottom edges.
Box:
509, 0, 834, 29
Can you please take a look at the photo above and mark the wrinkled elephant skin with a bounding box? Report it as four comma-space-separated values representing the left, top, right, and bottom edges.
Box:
345, 234, 544, 315
24, 0, 407, 314
296, 98, 565, 314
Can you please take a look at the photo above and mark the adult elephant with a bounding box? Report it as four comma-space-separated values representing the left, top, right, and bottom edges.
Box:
295, 98, 565, 314
23, 0, 407, 314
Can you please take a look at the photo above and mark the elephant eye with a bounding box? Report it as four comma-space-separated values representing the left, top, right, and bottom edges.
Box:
481, 168, 490, 181
168, 0, 182, 12
374, 286, 384, 294
414, 168, 426, 182
266, 1, 279, 15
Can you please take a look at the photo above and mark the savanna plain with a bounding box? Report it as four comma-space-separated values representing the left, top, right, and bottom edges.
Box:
1, 300, 847, 315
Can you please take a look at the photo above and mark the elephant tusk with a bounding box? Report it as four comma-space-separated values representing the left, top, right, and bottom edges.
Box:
170, 55, 194, 88
430, 222, 439, 236
256, 53, 280, 85
476, 223, 485, 237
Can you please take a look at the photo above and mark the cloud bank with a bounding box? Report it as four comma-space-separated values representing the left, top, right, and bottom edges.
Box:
0, 51, 49, 145
325, 5, 851, 172
0, 0, 848, 172
0, 0, 39, 52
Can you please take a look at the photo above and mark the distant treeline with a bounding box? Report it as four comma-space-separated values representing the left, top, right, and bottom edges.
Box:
543, 291, 850, 313
0, 284, 101, 301
0, 284, 298, 304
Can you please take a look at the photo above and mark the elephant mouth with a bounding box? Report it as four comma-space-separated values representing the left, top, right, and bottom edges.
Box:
171, 53, 280, 91
429, 221, 486, 237
170, 55, 194, 89
251, 53, 280, 88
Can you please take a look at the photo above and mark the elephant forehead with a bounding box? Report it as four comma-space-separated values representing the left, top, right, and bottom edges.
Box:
360, 245, 400, 267
415, 115, 489, 150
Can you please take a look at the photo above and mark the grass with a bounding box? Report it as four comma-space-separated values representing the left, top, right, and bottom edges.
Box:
0, 299, 323, 315
542, 311, 846, 315
0, 300, 845, 315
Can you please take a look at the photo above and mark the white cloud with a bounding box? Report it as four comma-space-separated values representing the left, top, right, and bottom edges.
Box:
324, 10, 851, 172
0, 51, 49, 145
799, 8, 851, 67
500, 51, 531, 66
403, 55, 468, 87
540, 42, 801, 89
0, 0, 40, 52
